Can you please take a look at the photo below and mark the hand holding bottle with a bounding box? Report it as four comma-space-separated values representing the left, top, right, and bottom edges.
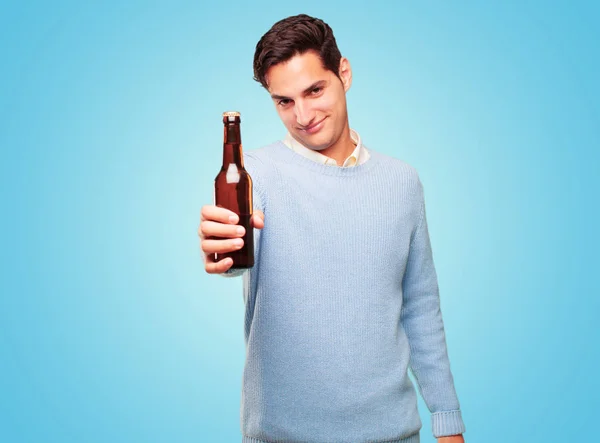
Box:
198, 205, 265, 274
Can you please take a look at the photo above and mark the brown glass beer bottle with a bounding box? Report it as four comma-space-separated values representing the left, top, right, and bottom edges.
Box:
214, 111, 254, 268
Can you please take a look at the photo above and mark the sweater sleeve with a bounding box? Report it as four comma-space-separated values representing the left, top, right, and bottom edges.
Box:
400, 177, 466, 438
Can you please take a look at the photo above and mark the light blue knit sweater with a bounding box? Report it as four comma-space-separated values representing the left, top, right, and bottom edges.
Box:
226, 141, 465, 443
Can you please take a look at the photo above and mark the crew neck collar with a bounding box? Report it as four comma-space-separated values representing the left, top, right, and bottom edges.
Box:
271, 141, 381, 177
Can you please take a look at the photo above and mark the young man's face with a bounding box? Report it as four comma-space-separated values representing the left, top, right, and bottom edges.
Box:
265, 50, 352, 152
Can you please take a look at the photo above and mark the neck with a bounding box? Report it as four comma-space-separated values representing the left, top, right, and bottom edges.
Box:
222, 123, 244, 167
317, 124, 355, 166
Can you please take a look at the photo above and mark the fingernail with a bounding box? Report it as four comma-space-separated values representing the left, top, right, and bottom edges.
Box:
229, 215, 238, 223
233, 238, 243, 247
236, 226, 245, 235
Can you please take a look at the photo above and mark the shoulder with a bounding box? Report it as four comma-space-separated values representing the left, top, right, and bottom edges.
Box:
243, 141, 282, 169
367, 147, 422, 187
242, 142, 285, 189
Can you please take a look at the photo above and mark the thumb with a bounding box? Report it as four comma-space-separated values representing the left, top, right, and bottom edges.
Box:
252, 210, 265, 229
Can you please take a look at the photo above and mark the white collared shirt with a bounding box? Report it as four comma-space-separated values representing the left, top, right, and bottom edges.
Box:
282, 129, 370, 167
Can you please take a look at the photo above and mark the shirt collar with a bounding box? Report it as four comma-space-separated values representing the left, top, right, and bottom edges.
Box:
283, 129, 365, 167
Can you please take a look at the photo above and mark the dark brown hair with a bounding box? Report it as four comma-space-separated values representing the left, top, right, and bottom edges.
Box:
253, 14, 342, 89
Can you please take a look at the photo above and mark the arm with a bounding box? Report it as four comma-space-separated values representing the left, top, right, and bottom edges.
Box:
438, 436, 465, 443
400, 177, 466, 439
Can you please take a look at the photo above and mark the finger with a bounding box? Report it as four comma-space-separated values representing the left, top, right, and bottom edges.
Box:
199, 220, 245, 239
252, 210, 265, 229
200, 205, 239, 224
205, 257, 234, 274
201, 237, 244, 254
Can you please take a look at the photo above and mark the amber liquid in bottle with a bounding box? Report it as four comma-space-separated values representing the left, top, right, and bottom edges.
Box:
214, 111, 254, 268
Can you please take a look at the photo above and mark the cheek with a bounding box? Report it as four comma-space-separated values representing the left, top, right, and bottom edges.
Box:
276, 109, 294, 127
318, 94, 338, 113
334, 91, 347, 110
315, 90, 344, 118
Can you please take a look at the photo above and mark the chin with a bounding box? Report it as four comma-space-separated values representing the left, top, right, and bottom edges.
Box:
307, 143, 330, 152
295, 133, 332, 152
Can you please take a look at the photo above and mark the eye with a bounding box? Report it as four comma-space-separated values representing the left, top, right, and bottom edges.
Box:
278, 98, 292, 107
311, 87, 323, 95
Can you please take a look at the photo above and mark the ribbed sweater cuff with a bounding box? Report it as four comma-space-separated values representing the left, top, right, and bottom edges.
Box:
243, 433, 420, 443
431, 409, 466, 438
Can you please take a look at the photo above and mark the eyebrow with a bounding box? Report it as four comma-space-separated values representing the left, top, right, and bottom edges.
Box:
270, 80, 326, 100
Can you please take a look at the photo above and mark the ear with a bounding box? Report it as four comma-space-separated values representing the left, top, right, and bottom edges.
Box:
339, 57, 352, 92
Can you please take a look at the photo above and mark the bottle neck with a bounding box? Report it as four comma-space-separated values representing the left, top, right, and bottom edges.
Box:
222, 123, 244, 167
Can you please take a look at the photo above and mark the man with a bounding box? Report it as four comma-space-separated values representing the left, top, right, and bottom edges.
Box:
199, 14, 466, 443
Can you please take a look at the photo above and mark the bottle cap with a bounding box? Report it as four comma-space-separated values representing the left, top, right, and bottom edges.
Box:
223, 111, 241, 122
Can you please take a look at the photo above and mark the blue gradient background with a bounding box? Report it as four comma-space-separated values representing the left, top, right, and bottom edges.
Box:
1, 2, 598, 442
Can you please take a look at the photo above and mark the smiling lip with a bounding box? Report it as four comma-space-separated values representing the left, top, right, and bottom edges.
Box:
301, 118, 326, 135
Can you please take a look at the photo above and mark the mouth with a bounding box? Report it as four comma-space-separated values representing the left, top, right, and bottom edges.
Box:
300, 117, 326, 135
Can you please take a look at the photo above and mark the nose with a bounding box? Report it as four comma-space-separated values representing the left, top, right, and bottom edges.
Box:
294, 100, 315, 128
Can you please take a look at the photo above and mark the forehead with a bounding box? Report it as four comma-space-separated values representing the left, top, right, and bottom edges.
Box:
266, 51, 332, 96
